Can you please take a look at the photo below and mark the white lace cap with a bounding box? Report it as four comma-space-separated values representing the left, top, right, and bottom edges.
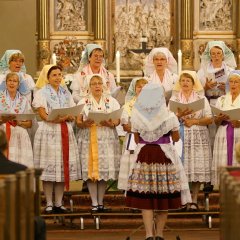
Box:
144, 47, 177, 76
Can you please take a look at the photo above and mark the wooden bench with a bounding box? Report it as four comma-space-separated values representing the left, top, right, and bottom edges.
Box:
25, 169, 35, 240
0, 169, 36, 240
0, 174, 17, 240
0, 179, 6, 240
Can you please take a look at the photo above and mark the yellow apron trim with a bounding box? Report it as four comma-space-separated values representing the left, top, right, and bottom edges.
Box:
88, 124, 99, 181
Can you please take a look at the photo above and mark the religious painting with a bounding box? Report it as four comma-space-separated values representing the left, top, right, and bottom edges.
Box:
199, 0, 233, 31
53, 0, 87, 32
113, 0, 172, 70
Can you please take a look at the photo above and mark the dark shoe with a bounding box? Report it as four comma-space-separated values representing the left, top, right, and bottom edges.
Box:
187, 202, 199, 212
53, 205, 70, 214
155, 237, 164, 240
98, 205, 111, 212
145, 237, 154, 240
44, 206, 53, 214
203, 183, 213, 193
91, 205, 98, 212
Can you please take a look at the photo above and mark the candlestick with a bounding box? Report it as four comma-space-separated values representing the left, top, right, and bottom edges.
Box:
178, 49, 182, 75
51, 53, 57, 65
116, 51, 120, 83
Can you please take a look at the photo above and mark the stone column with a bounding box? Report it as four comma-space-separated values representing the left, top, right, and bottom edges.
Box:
37, 0, 50, 70
237, 0, 240, 69
93, 0, 106, 50
181, 0, 194, 70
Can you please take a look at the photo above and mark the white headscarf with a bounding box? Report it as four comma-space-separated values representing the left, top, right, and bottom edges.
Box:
144, 47, 178, 76
200, 41, 236, 69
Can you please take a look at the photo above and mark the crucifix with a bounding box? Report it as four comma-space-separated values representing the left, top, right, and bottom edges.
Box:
129, 35, 152, 54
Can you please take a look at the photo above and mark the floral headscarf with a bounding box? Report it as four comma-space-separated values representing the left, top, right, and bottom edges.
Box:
77, 44, 104, 72
125, 77, 148, 103
0, 50, 27, 74
0, 72, 30, 95
200, 41, 236, 69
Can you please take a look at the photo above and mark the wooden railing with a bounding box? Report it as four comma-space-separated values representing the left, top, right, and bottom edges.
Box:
220, 167, 240, 240
0, 168, 43, 240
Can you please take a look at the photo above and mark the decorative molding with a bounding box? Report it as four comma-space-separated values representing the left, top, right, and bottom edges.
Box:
38, 40, 50, 70
54, 0, 87, 32
237, 39, 240, 69
112, 0, 171, 70
181, 39, 194, 70
199, 0, 233, 31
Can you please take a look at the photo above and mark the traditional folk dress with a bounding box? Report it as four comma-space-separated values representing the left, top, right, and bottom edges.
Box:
148, 69, 178, 93
0, 90, 33, 167
33, 84, 81, 185
0, 50, 35, 102
117, 97, 137, 191
212, 92, 240, 185
70, 44, 116, 104
77, 94, 121, 182
170, 91, 212, 183
126, 84, 191, 210
197, 41, 236, 149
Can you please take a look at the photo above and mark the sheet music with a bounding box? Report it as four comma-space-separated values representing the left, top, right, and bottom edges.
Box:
169, 98, 205, 113
211, 105, 240, 120
0, 113, 36, 120
88, 108, 123, 124
47, 104, 84, 121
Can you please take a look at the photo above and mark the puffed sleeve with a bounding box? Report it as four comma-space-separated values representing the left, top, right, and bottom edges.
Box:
32, 90, 48, 113
68, 93, 76, 107
108, 72, 117, 92
203, 96, 212, 117
110, 97, 120, 111
24, 74, 35, 90
197, 68, 206, 88
121, 108, 129, 125
70, 73, 81, 104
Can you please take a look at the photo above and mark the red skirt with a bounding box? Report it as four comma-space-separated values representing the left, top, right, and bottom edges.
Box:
126, 144, 182, 210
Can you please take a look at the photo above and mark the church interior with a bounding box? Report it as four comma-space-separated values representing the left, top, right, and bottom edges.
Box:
1, 0, 240, 240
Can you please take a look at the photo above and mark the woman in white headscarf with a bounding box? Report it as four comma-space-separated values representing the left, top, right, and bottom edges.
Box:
144, 47, 178, 97
117, 77, 148, 191
170, 70, 213, 210
126, 83, 191, 240
197, 40, 236, 105
0, 50, 35, 101
76, 74, 121, 212
0, 72, 33, 167
212, 70, 240, 186
70, 44, 117, 103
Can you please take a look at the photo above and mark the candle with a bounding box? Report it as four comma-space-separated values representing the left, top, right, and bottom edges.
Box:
178, 49, 182, 75
51, 53, 57, 65
116, 51, 120, 83
81, 51, 85, 58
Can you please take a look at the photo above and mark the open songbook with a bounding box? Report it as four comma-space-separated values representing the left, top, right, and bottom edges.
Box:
169, 98, 205, 113
47, 104, 84, 121
87, 108, 123, 124
0, 112, 36, 120
211, 105, 240, 120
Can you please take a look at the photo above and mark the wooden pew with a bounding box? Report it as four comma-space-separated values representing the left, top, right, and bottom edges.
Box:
0, 174, 17, 240
0, 179, 6, 240
34, 168, 43, 217
220, 167, 240, 240
25, 169, 35, 240
15, 171, 27, 240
